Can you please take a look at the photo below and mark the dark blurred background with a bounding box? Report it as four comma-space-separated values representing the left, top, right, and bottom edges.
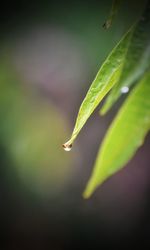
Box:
0, 0, 150, 249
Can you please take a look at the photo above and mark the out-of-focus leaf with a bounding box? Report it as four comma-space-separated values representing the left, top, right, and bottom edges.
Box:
103, 0, 122, 29
63, 27, 134, 149
101, 1, 150, 114
83, 72, 150, 198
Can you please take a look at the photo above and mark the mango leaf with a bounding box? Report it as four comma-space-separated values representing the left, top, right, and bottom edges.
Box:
103, 0, 122, 29
101, 0, 150, 114
63, 26, 134, 150
83, 71, 150, 198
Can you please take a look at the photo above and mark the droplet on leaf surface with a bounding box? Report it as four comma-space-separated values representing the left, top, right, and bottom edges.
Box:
121, 86, 129, 93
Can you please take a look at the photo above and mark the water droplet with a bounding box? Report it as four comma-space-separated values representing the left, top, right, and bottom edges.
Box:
121, 86, 129, 94
62, 143, 72, 152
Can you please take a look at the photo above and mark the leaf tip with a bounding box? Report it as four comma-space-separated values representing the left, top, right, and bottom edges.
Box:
99, 108, 106, 116
82, 179, 98, 199
100, 100, 112, 115
82, 190, 91, 199
102, 20, 112, 30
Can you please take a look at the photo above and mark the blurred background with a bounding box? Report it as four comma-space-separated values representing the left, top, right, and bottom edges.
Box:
0, 0, 150, 249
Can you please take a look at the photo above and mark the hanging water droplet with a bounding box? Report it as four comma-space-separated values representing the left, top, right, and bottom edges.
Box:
62, 143, 72, 152
121, 86, 129, 94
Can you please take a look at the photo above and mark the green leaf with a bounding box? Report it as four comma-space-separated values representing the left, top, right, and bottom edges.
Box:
63, 26, 134, 149
101, 1, 150, 114
83, 71, 150, 198
103, 0, 122, 29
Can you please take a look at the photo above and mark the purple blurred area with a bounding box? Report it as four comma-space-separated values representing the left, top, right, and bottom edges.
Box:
0, 0, 150, 249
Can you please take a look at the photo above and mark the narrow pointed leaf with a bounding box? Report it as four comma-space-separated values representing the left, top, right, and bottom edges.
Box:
101, 1, 150, 115
103, 0, 122, 29
83, 72, 150, 198
63, 27, 134, 148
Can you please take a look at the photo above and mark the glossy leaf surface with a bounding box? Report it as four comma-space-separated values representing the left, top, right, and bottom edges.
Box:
63, 27, 133, 148
101, 1, 150, 114
84, 72, 150, 198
